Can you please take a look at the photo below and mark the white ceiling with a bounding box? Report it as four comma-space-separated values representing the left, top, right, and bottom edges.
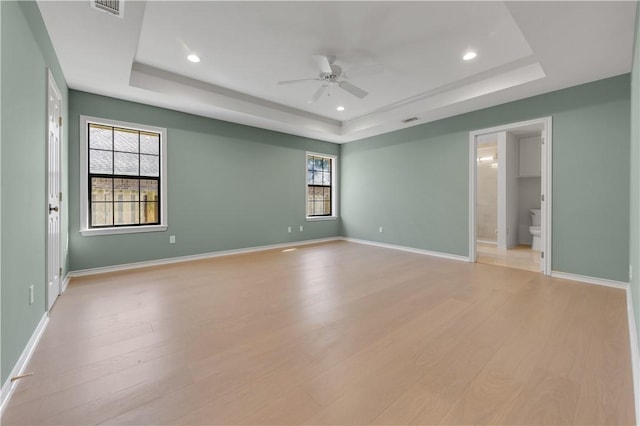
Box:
37, 1, 636, 143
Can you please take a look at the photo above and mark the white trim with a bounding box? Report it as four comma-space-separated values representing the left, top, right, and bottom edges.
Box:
340, 237, 470, 262
625, 286, 640, 425
305, 151, 338, 220
305, 216, 338, 222
469, 116, 552, 274
80, 224, 167, 236
550, 271, 629, 290
61, 273, 70, 293
69, 237, 341, 277
0, 313, 49, 416
47, 69, 63, 311
542, 117, 553, 276
79, 115, 168, 236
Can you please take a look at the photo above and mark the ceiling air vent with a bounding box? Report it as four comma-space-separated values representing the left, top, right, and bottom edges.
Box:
92, 0, 123, 17
401, 117, 419, 124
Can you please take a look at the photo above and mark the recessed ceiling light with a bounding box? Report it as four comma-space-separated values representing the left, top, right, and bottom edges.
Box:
187, 54, 201, 63
463, 51, 477, 61
336, 106, 345, 111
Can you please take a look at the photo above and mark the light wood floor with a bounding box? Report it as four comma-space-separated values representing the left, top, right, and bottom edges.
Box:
1, 241, 635, 425
477, 242, 541, 272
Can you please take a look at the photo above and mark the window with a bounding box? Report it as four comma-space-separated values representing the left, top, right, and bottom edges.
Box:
306, 152, 337, 219
80, 116, 167, 236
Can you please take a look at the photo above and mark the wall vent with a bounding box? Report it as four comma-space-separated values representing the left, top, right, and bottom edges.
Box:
92, 0, 123, 17
401, 117, 419, 124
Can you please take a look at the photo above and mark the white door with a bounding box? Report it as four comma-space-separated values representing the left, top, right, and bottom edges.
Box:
47, 71, 62, 310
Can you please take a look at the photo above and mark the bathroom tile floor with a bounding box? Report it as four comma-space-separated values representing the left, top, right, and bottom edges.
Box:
477, 243, 541, 272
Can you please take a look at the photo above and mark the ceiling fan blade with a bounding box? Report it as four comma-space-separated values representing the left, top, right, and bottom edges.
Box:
278, 78, 319, 85
339, 81, 368, 99
312, 55, 333, 74
310, 85, 327, 103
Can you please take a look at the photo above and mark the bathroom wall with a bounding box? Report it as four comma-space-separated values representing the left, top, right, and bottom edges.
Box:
517, 135, 542, 245
518, 178, 541, 244
476, 141, 497, 242
504, 132, 519, 248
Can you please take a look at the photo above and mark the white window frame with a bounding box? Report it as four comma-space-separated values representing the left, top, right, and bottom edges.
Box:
305, 152, 338, 221
79, 115, 168, 236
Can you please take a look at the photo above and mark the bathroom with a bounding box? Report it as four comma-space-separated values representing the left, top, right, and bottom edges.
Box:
475, 129, 542, 272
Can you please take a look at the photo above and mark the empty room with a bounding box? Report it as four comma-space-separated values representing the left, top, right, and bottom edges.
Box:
1, 1, 640, 425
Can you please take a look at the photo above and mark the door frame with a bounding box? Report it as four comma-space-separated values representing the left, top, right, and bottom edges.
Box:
468, 116, 552, 275
46, 69, 62, 310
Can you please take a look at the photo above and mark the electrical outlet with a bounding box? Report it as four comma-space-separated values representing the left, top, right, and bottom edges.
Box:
29, 285, 34, 305
169, 235, 176, 244
287, 226, 292, 233
299, 225, 303, 232
379, 226, 383, 233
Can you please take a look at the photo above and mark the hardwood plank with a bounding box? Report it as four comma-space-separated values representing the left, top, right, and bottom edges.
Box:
0, 241, 634, 426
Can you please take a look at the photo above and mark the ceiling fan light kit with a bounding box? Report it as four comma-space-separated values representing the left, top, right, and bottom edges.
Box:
278, 54, 369, 103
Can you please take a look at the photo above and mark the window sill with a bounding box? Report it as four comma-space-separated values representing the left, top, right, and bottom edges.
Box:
305, 216, 338, 222
80, 225, 167, 236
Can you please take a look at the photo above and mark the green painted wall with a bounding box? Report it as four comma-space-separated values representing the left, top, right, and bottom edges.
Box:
68, 91, 339, 271
1, 1, 68, 384
342, 75, 631, 282
628, 9, 639, 419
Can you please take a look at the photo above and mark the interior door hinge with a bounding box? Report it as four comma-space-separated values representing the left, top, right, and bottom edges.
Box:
59, 192, 63, 202
58, 116, 63, 127
59, 267, 62, 276
541, 251, 544, 259
541, 194, 545, 202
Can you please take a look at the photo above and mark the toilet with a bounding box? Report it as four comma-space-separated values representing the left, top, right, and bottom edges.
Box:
529, 209, 542, 250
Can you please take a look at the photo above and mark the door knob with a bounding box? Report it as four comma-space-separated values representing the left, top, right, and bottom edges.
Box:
49, 204, 59, 213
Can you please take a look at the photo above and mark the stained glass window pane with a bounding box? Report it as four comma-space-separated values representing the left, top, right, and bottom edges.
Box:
114, 128, 138, 153
140, 154, 159, 177
114, 152, 138, 175
90, 149, 113, 174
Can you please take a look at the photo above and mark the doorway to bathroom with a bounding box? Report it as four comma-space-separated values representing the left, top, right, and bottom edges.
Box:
469, 117, 552, 274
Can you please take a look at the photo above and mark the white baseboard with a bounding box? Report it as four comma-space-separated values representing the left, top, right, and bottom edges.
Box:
550, 271, 629, 290
69, 237, 341, 277
0, 313, 49, 416
626, 286, 640, 425
61, 273, 70, 293
340, 237, 470, 262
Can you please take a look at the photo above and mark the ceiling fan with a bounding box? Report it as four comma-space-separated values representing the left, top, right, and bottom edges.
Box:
278, 55, 369, 103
